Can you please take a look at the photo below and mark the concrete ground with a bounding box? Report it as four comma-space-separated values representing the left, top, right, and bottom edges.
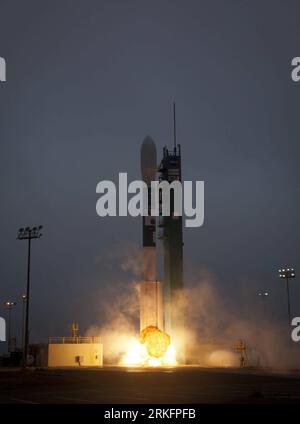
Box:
0, 366, 300, 404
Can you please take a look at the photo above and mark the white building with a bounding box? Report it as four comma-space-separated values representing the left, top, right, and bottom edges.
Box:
48, 336, 103, 367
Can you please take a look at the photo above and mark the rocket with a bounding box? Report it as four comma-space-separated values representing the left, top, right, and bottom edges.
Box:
139, 136, 163, 331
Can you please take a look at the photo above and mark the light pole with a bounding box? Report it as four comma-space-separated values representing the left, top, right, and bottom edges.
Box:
21, 294, 26, 354
17, 226, 43, 366
4, 301, 17, 353
279, 267, 296, 325
258, 291, 269, 297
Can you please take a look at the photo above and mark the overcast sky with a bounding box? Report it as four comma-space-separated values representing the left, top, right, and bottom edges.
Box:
0, 0, 299, 348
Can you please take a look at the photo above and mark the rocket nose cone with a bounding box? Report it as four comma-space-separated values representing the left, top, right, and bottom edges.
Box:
141, 136, 157, 183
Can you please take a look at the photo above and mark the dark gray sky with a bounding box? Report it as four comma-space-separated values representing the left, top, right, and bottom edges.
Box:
0, 0, 300, 347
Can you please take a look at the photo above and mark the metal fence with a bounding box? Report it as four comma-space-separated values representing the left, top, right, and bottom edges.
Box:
49, 336, 101, 344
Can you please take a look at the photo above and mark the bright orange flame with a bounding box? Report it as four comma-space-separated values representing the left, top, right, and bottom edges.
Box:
121, 326, 177, 367
122, 340, 147, 366
140, 326, 170, 358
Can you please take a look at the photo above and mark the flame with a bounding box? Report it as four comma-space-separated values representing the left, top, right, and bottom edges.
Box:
163, 344, 176, 364
121, 326, 177, 367
140, 326, 170, 358
123, 340, 148, 366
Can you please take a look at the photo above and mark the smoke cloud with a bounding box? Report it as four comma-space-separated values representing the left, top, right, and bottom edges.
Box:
88, 244, 300, 369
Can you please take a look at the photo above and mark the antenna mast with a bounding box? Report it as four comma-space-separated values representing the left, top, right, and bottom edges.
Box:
173, 101, 176, 150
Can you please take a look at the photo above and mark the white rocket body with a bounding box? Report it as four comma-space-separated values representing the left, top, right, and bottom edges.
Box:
140, 136, 163, 331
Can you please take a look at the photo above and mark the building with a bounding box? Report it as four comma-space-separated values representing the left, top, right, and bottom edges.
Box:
48, 336, 103, 367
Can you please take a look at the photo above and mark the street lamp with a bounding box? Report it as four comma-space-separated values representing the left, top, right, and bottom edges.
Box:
258, 291, 269, 297
21, 294, 26, 354
279, 267, 296, 325
4, 301, 17, 353
17, 226, 43, 366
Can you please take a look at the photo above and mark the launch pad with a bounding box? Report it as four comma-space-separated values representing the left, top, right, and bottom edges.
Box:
1, 367, 300, 404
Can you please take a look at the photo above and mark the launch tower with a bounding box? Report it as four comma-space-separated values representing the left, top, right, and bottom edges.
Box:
158, 103, 184, 335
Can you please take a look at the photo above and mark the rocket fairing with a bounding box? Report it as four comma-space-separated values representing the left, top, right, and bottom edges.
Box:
140, 136, 163, 332
141, 136, 157, 256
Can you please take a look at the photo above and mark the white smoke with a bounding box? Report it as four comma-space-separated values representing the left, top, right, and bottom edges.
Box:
88, 244, 300, 369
